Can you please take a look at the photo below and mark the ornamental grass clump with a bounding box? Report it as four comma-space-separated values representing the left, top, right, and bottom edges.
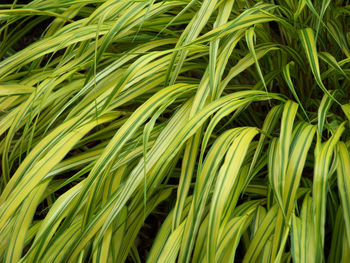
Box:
0, 0, 349, 262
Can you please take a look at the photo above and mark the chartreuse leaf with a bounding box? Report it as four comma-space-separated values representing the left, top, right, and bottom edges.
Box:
248, 105, 283, 182
291, 194, 316, 263
246, 27, 268, 94
243, 205, 279, 262
341, 104, 350, 121
315, 0, 331, 39
283, 122, 316, 219
179, 128, 242, 263
0, 9, 75, 21
0, 83, 35, 96
221, 44, 279, 93
298, 28, 340, 105
209, 0, 235, 99
166, 0, 219, 85
207, 127, 258, 262
271, 121, 316, 261
318, 52, 348, 78
148, 197, 192, 263
80, 83, 196, 226
269, 101, 298, 214
268, 101, 317, 261
154, 221, 186, 263
143, 99, 175, 215
294, 0, 306, 20
313, 122, 345, 261
336, 142, 350, 246
317, 93, 335, 139
216, 200, 258, 262
22, 182, 84, 262
5, 182, 49, 263
190, 5, 279, 46
342, 235, 350, 262
172, 128, 202, 230
0, 114, 115, 230
328, 207, 347, 263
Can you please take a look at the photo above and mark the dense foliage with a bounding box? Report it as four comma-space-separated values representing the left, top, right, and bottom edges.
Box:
0, 0, 350, 262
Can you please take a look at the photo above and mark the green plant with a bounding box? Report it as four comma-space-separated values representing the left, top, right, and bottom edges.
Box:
0, 0, 349, 262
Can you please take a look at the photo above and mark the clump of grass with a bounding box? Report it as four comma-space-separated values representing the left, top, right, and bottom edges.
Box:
0, 0, 349, 262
